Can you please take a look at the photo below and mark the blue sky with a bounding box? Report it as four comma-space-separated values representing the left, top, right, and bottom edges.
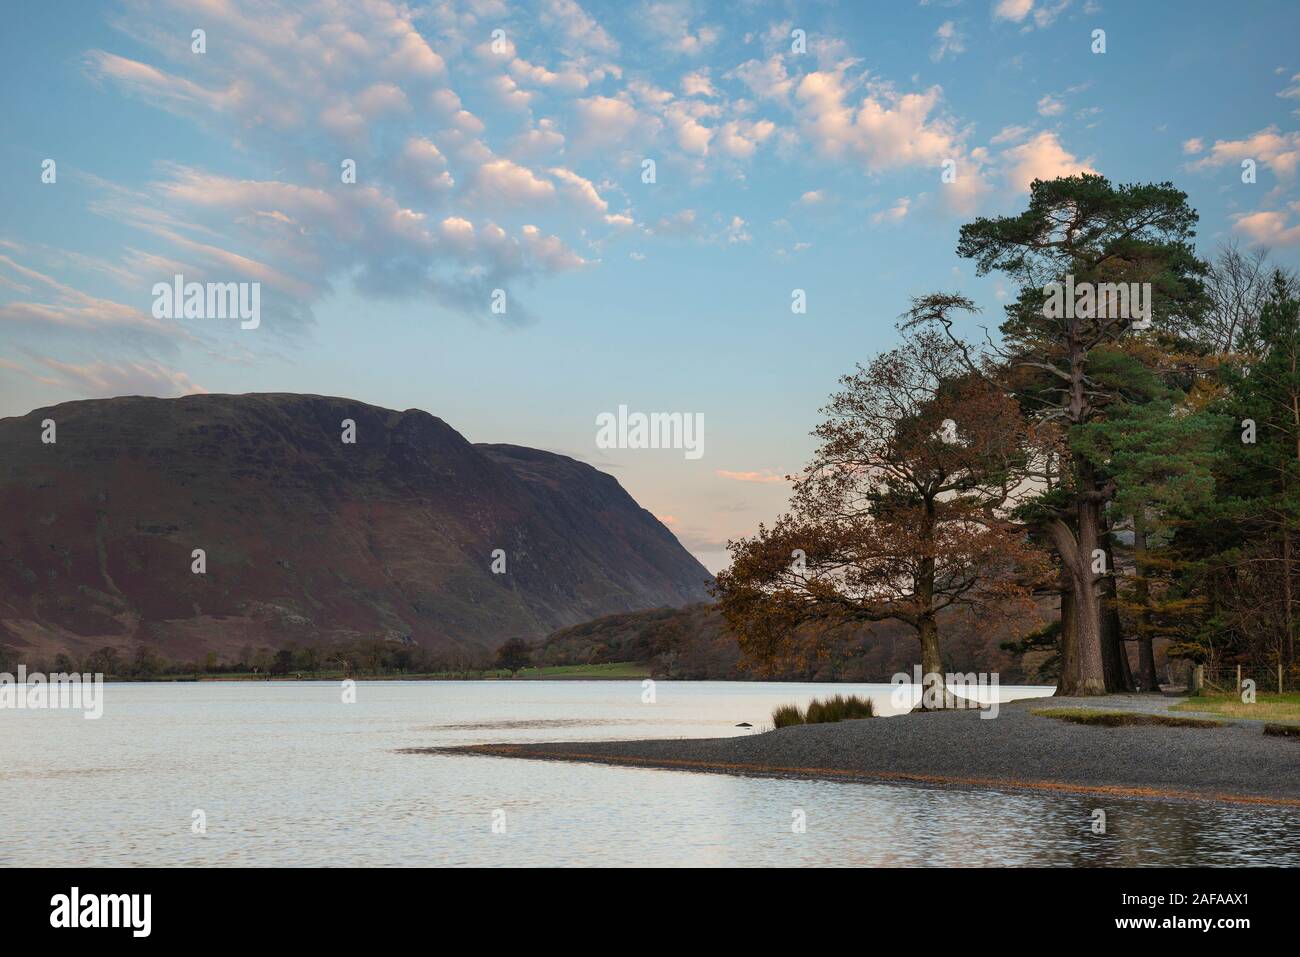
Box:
3, 0, 1300, 571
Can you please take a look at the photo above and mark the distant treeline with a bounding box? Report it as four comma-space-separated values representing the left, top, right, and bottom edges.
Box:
533, 602, 1062, 683
0, 639, 498, 680
1, 598, 1067, 683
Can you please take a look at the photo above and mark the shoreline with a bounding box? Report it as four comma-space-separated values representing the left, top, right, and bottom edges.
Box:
433, 743, 1300, 808
424, 694, 1300, 808
46, 665, 655, 683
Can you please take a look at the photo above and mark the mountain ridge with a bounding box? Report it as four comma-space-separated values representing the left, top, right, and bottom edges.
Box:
0, 392, 712, 664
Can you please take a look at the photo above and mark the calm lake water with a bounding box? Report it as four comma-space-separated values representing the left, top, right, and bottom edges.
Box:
3, 680, 1297, 867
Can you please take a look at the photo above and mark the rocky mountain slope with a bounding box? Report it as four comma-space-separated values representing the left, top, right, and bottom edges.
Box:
0, 393, 712, 663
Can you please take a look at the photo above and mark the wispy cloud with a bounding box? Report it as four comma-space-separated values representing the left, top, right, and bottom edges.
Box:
716, 469, 789, 484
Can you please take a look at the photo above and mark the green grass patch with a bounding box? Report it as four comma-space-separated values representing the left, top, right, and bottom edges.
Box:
1032, 708, 1223, 729
1172, 692, 1300, 725
772, 693, 875, 728
509, 662, 651, 680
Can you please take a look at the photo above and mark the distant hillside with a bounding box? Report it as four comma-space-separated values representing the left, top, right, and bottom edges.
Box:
0, 393, 712, 664
536, 602, 1056, 682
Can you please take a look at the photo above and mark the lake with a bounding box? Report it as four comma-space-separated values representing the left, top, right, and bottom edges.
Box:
3, 679, 1297, 867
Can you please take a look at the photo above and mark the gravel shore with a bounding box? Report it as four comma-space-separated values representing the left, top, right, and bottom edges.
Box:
428, 694, 1300, 806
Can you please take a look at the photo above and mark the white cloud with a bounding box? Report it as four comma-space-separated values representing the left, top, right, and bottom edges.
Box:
1189, 126, 1300, 179
1233, 204, 1300, 246
21, 357, 205, 398
990, 124, 1032, 145
381, 25, 446, 77
489, 74, 534, 111
573, 95, 651, 147
992, 0, 1071, 28
510, 118, 566, 157
518, 223, 587, 270
540, 0, 619, 55
1032, 0, 1072, 28
871, 196, 912, 224
666, 100, 715, 154
439, 216, 476, 250
930, 21, 966, 62
549, 167, 608, 215
354, 82, 410, 114
397, 137, 455, 195
682, 69, 717, 97
476, 159, 556, 203
716, 118, 776, 158
642, 1, 721, 56
1001, 131, 1097, 192
509, 57, 592, 94
716, 469, 787, 484
0, 252, 188, 341
725, 215, 751, 243
729, 56, 794, 103
993, 0, 1035, 22
794, 72, 967, 173
651, 209, 698, 236
1037, 93, 1064, 117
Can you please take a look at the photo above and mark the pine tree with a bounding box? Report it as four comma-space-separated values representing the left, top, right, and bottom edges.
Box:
943, 175, 1208, 693
1185, 273, 1300, 671
1074, 366, 1226, 689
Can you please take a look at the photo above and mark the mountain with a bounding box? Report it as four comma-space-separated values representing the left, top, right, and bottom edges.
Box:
0, 393, 712, 664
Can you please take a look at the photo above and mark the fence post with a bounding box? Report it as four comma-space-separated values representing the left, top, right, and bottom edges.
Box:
1281, 663, 1285, 696
1236, 664, 1242, 696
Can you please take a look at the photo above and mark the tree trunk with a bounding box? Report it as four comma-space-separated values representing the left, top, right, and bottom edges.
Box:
1049, 507, 1107, 696
1071, 581, 1107, 695
1285, 526, 1296, 667
916, 615, 956, 709
914, 501, 955, 709
1100, 530, 1131, 691
1133, 514, 1160, 691
1057, 564, 1077, 694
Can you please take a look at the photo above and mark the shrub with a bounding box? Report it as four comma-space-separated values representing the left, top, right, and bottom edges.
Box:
1264, 723, 1300, 739
772, 694, 874, 728
805, 693, 875, 723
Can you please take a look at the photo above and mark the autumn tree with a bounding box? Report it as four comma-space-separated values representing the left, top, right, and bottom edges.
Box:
714, 329, 1048, 703
495, 637, 532, 676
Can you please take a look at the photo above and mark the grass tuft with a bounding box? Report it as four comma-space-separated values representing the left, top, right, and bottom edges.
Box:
1031, 708, 1222, 728
1264, 723, 1300, 739
771, 703, 805, 728
772, 693, 874, 728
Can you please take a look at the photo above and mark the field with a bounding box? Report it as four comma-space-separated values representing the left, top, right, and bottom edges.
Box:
1172, 693, 1300, 725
